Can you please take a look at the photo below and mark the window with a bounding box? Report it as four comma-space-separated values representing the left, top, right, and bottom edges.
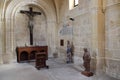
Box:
69, 0, 79, 10
74, 0, 79, 7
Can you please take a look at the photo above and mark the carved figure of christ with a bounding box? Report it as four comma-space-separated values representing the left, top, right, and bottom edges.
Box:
20, 7, 41, 45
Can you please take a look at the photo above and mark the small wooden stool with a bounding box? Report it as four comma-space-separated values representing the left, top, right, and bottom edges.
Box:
35, 52, 49, 70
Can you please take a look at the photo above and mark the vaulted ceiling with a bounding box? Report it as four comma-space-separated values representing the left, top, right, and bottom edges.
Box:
0, 0, 65, 22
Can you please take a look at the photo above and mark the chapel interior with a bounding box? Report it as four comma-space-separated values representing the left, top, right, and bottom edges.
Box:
0, 0, 120, 80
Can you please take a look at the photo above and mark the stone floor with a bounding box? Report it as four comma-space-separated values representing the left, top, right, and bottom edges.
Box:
0, 58, 118, 80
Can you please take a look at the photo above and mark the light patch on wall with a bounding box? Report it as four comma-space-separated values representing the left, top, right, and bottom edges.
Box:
59, 23, 73, 36
69, 0, 74, 10
74, 0, 79, 6
69, 0, 79, 10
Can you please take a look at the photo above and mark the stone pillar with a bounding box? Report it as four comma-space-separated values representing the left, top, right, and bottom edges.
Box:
3, 17, 14, 64
0, 0, 4, 64
91, 0, 105, 75
47, 20, 57, 57
0, 19, 3, 64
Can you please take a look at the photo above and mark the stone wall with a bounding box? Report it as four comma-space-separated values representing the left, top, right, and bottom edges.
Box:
58, 0, 106, 75
58, 0, 94, 68
73, 13, 92, 65
105, 0, 120, 79
13, 5, 47, 58
15, 6, 47, 46
0, 0, 120, 79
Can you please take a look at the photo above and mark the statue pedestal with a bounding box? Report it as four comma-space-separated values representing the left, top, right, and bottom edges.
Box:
81, 71, 93, 77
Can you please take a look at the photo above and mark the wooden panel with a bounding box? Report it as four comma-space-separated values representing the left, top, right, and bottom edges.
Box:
16, 46, 48, 62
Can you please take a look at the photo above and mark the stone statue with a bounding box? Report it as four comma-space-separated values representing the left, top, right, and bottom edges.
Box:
83, 48, 91, 71
71, 42, 74, 63
66, 41, 72, 63
81, 48, 93, 77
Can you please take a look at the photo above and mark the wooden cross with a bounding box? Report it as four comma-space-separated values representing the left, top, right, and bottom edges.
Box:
20, 7, 41, 45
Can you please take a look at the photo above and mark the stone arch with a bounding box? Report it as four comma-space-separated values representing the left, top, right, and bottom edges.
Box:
5, 0, 56, 63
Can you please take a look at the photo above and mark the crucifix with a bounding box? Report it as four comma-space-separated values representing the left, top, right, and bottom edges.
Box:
20, 7, 41, 45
